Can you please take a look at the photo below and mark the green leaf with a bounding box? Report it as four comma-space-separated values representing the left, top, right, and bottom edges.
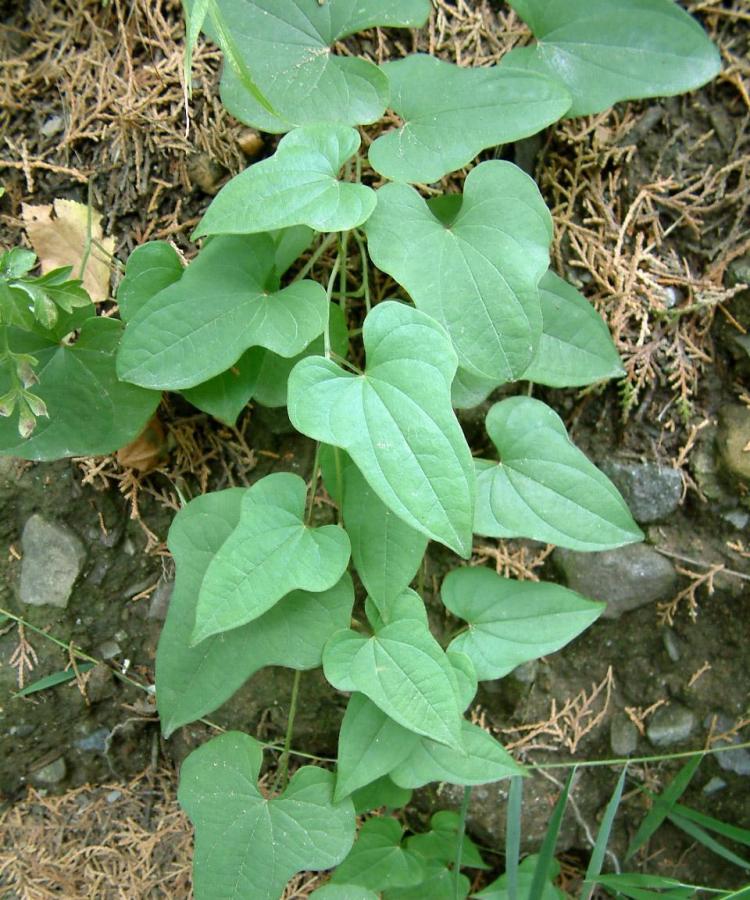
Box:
249, 304, 349, 408
504, 0, 721, 117
0, 317, 160, 460
311, 887, 379, 900
335, 692, 421, 801
626, 756, 703, 860
521, 271, 625, 387
365, 162, 550, 383
180, 348, 262, 425
288, 301, 475, 556
192, 472, 350, 643
668, 811, 750, 871
351, 777, 412, 815
117, 234, 328, 390
386, 862, 470, 900
528, 769, 574, 900
13, 662, 95, 698
156, 487, 354, 736
451, 367, 498, 410
406, 810, 489, 870
193, 126, 376, 238
117, 241, 184, 323
443, 566, 603, 681
179, 732, 355, 900
389, 719, 524, 789
594, 873, 702, 899
369, 55, 570, 183
331, 817, 426, 892
1, 248, 36, 279
475, 855, 565, 899
323, 621, 465, 750
324, 448, 429, 610
183, 0, 210, 97
583, 766, 628, 894
206, 0, 430, 132
474, 397, 643, 550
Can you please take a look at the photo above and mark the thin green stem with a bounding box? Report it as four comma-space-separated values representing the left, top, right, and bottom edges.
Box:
324, 252, 341, 359
353, 230, 371, 313
338, 229, 349, 309
306, 442, 322, 525
295, 232, 337, 282
528, 745, 750, 771
454, 785, 471, 898
274, 669, 302, 792
78, 179, 94, 282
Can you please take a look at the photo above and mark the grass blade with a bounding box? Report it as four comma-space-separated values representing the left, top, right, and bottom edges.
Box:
669, 811, 750, 871
672, 802, 750, 847
13, 662, 94, 698
582, 765, 628, 897
528, 769, 574, 900
506, 775, 523, 900
626, 755, 703, 860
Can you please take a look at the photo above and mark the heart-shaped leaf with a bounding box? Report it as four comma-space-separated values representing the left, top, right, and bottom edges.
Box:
180, 349, 262, 425
335, 693, 421, 801
475, 397, 643, 550
331, 818, 425, 892
156, 487, 354, 736
385, 862, 470, 900
406, 811, 489, 870
351, 776, 412, 815
451, 367, 499, 410
179, 732, 355, 900
311, 887, 379, 900
117, 234, 328, 390
443, 566, 603, 681
504, 0, 721, 117
202, 0, 430, 132
321, 448, 429, 610
193, 472, 351, 643
323, 620, 464, 750
288, 301, 475, 556
475, 854, 565, 899
117, 241, 183, 323
193, 126, 376, 238
389, 719, 525, 789
521, 271, 625, 387
369, 55, 571, 183
0, 317, 160, 460
365, 162, 550, 383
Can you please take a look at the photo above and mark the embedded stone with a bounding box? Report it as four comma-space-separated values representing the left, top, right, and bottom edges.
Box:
717, 404, 750, 483
554, 544, 677, 619
599, 460, 682, 524
647, 704, 695, 747
19, 514, 86, 608
30, 756, 67, 786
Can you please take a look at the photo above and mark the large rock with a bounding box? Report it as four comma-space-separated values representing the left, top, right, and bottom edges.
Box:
717, 404, 750, 484
554, 544, 677, 619
599, 461, 682, 524
19, 514, 86, 608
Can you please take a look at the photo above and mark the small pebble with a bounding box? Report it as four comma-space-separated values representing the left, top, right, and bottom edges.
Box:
703, 776, 727, 795
106, 790, 122, 804
610, 714, 639, 757
647, 703, 695, 747
661, 627, 681, 662
41, 115, 64, 137
238, 128, 264, 158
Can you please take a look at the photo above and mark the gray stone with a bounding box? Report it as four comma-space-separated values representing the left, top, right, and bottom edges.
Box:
148, 579, 174, 620
554, 544, 678, 619
97, 640, 121, 660
705, 714, 750, 776
722, 509, 750, 530
19, 514, 86, 608
717, 404, 750, 484
599, 461, 682, 524
74, 727, 110, 753
661, 627, 681, 662
511, 660, 538, 684
610, 714, 639, 757
703, 776, 727, 795
647, 704, 696, 747
30, 756, 67, 786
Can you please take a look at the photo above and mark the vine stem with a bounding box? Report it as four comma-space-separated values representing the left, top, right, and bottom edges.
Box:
324, 252, 341, 359
454, 785, 471, 898
295, 232, 337, 282
274, 668, 302, 793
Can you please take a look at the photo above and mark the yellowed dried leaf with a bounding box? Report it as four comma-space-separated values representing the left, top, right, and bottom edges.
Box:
22, 199, 115, 302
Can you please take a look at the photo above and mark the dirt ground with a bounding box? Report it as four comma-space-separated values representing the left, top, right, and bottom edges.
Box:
0, 0, 749, 897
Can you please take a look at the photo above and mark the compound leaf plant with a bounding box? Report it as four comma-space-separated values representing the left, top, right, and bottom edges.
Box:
0, 1, 720, 897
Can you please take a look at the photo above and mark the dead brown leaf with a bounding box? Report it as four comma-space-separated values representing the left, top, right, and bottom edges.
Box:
22, 199, 115, 302
116, 414, 167, 473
